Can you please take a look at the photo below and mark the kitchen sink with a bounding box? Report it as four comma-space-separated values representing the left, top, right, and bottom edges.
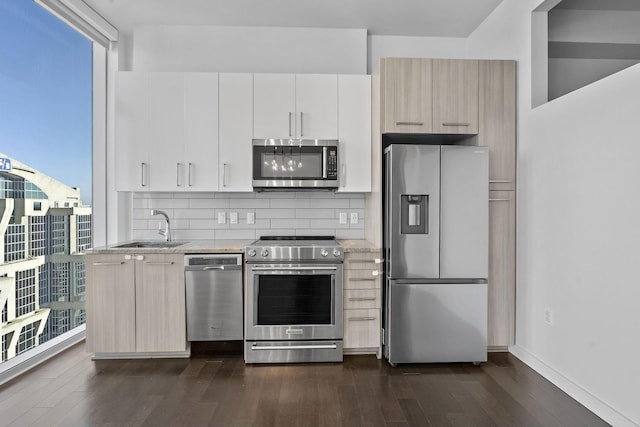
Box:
112, 241, 186, 249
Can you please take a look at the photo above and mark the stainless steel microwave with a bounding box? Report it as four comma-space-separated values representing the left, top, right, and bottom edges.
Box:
252, 139, 339, 190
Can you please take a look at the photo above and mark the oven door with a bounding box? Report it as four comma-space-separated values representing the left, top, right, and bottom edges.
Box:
246, 263, 343, 341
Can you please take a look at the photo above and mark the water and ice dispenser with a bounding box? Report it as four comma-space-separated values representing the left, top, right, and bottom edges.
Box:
400, 195, 428, 234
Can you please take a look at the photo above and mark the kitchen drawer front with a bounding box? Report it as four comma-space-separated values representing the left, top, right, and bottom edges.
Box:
344, 288, 380, 309
344, 269, 382, 289
344, 308, 381, 349
344, 253, 383, 270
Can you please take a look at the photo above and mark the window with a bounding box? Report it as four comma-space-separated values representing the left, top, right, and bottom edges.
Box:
33, 202, 42, 211
1, 333, 12, 362
15, 269, 37, 317
77, 215, 92, 252
29, 216, 46, 257
46, 215, 69, 255
16, 322, 40, 356
4, 224, 26, 263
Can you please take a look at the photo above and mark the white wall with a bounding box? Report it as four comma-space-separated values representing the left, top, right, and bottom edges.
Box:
468, 1, 640, 426
131, 25, 367, 74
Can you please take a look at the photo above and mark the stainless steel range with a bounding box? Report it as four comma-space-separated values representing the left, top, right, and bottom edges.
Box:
244, 236, 344, 363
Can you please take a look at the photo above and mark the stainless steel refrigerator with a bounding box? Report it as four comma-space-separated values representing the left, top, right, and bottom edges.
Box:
383, 144, 488, 365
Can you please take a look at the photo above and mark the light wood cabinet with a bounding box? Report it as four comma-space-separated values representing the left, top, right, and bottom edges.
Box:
381, 58, 433, 133
381, 58, 479, 135
433, 59, 479, 134
488, 191, 516, 348
337, 74, 372, 192
253, 73, 338, 140
479, 60, 517, 191
218, 73, 253, 192
343, 250, 382, 357
86, 252, 187, 357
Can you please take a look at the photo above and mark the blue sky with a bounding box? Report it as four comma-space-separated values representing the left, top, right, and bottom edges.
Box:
0, 0, 92, 204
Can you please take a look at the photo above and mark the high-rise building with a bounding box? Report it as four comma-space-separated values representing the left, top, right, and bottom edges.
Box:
0, 154, 91, 362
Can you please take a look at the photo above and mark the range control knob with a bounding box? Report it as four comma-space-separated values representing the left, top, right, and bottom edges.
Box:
247, 249, 256, 257
261, 249, 269, 257
320, 249, 329, 257
333, 248, 341, 257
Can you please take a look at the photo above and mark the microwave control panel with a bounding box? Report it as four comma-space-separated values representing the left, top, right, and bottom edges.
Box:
328, 149, 338, 179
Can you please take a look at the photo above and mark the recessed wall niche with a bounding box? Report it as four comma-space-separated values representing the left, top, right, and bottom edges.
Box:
532, 0, 640, 106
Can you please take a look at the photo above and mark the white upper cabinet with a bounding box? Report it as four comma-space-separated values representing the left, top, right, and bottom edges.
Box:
115, 72, 150, 192
115, 72, 219, 192
253, 74, 338, 140
338, 75, 371, 192
184, 73, 219, 191
219, 73, 253, 192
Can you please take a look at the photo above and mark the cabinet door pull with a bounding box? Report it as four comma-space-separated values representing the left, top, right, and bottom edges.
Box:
188, 163, 194, 187
348, 297, 377, 302
144, 261, 175, 265
489, 180, 513, 183
375, 258, 383, 264
288, 112, 293, 137
176, 163, 182, 187
223, 163, 229, 187
350, 278, 376, 282
92, 261, 125, 266
442, 122, 470, 127
396, 121, 424, 126
141, 163, 147, 187
341, 164, 346, 188
489, 198, 511, 202
300, 111, 304, 137
348, 317, 377, 322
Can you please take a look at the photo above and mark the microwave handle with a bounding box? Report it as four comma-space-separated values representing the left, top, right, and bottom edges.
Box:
322, 147, 327, 179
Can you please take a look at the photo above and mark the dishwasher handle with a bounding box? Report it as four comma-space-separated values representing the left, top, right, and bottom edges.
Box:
184, 264, 242, 272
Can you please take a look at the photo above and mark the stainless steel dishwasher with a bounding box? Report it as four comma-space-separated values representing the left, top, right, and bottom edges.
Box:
184, 254, 243, 341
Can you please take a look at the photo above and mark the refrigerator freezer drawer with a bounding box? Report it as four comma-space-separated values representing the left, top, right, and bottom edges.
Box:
386, 281, 487, 364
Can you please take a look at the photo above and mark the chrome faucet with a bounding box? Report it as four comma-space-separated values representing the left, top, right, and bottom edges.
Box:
151, 209, 171, 241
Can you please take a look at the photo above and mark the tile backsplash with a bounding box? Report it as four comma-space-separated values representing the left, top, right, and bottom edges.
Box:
132, 192, 366, 241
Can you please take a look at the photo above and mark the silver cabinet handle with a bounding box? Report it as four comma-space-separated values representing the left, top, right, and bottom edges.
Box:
348, 317, 376, 322
223, 163, 229, 187
442, 122, 470, 127
141, 163, 147, 187
396, 121, 423, 126
288, 112, 293, 137
251, 343, 337, 351
203, 266, 225, 271
489, 198, 511, 202
341, 164, 346, 187
348, 297, 377, 301
92, 261, 125, 266
144, 261, 175, 265
349, 278, 376, 282
188, 163, 194, 187
489, 180, 513, 183
176, 163, 182, 187
300, 111, 304, 137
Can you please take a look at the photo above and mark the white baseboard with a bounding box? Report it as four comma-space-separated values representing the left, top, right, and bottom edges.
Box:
510, 345, 638, 427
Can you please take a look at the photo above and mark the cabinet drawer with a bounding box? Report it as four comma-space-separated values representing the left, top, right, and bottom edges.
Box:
344, 252, 382, 268
344, 269, 381, 289
344, 308, 381, 349
344, 289, 380, 309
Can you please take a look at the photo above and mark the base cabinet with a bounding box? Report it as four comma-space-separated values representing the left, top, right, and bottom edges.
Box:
343, 251, 383, 357
86, 253, 187, 357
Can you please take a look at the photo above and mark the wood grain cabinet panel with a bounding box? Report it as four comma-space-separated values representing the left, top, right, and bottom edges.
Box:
381, 58, 433, 133
488, 191, 516, 348
343, 250, 382, 356
479, 60, 517, 191
432, 59, 479, 134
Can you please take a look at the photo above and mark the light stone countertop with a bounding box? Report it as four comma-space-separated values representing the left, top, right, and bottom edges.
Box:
87, 239, 253, 254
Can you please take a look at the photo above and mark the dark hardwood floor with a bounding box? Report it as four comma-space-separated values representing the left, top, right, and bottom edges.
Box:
0, 343, 609, 427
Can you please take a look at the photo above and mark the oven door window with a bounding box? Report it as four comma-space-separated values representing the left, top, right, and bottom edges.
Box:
253, 146, 323, 180
257, 274, 333, 325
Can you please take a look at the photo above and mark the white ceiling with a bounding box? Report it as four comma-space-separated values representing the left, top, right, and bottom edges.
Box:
82, 0, 504, 37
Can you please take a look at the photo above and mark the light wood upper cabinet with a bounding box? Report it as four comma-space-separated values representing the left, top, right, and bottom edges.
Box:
479, 60, 517, 191
433, 59, 479, 134
488, 190, 516, 348
381, 58, 433, 133
253, 73, 338, 139
219, 73, 253, 192
86, 252, 187, 356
